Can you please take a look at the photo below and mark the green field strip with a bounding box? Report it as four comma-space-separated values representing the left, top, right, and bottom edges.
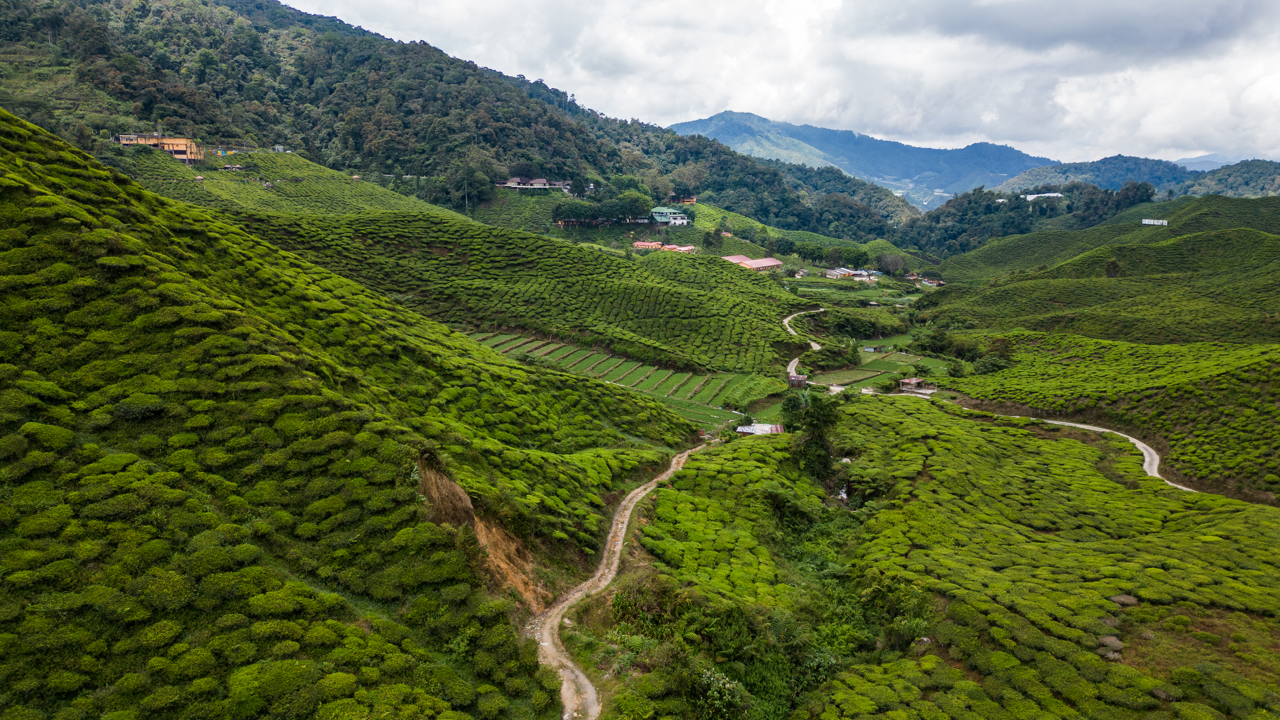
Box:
489, 336, 528, 352
555, 349, 592, 367
516, 340, 554, 355
499, 338, 539, 353
707, 374, 750, 405
693, 376, 731, 404
602, 361, 640, 382
628, 366, 658, 388
615, 364, 650, 385
481, 334, 517, 347
468, 332, 495, 342
863, 359, 905, 371
811, 368, 882, 385
680, 375, 711, 400
582, 354, 614, 374
544, 345, 579, 361
657, 372, 692, 397
637, 369, 673, 393
883, 352, 922, 363
533, 343, 565, 357
917, 357, 950, 368
566, 351, 604, 371
588, 357, 626, 378
849, 372, 901, 389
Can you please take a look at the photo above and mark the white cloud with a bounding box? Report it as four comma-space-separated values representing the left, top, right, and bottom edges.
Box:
281, 0, 1280, 162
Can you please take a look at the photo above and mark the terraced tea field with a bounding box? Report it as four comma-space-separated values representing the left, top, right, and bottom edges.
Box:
468, 332, 783, 430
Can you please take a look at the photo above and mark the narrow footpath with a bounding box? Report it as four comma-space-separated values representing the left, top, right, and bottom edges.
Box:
530, 446, 704, 720
783, 309, 824, 375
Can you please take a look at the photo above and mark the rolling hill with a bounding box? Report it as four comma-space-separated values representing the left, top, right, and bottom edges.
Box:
999, 155, 1280, 200
669, 111, 1056, 209
0, 107, 701, 720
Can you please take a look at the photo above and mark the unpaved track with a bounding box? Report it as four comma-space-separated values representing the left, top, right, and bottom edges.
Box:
887, 393, 1194, 492
531, 446, 704, 720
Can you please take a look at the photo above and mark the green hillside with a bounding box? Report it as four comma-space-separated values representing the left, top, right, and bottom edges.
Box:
939, 332, 1280, 500
1173, 159, 1280, 199
997, 154, 1196, 192
241, 211, 808, 373
921, 224, 1280, 344
0, 108, 699, 720
102, 146, 460, 217
565, 394, 1280, 720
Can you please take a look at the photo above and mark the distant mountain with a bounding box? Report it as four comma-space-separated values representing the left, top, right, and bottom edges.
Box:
669, 111, 1057, 209
1174, 153, 1272, 172
996, 155, 1196, 193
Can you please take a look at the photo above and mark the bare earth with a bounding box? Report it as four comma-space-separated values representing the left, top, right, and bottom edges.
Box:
529, 446, 704, 720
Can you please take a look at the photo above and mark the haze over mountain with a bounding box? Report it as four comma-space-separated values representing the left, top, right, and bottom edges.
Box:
670, 111, 1056, 210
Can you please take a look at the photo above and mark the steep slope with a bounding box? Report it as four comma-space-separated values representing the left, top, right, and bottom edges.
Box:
1172, 159, 1280, 199
0, 108, 696, 719
670, 111, 1056, 209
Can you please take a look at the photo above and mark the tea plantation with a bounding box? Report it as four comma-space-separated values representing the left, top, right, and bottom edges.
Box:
239, 211, 808, 373
0, 109, 703, 719
938, 332, 1280, 501
102, 148, 453, 217
920, 226, 1280, 344
567, 394, 1280, 720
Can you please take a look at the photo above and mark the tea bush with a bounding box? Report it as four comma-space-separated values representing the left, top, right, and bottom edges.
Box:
0, 109, 698, 719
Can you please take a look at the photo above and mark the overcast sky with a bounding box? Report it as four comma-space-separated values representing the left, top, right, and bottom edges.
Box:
283, 0, 1280, 163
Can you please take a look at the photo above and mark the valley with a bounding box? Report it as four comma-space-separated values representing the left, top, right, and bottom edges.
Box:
3, 1, 1280, 719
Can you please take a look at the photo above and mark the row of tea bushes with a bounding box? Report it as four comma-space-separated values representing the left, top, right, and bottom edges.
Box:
939, 332, 1280, 498
0, 109, 697, 719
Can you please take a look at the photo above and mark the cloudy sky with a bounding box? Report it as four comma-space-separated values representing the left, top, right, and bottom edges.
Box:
283, 0, 1280, 162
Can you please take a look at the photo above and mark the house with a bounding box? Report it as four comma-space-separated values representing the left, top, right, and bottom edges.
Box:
633, 241, 664, 250
114, 134, 205, 163
736, 424, 785, 436
499, 178, 573, 192
651, 207, 690, 226
739, 258, 784, 273
272, 145, 286, 152
788, 374, 807, 389
900, 378, 936, 392
721, 255, 753, 264
1021, 193, 1064, 201
796, 269, 809, 277
662, 245, 696, 253
826, 267, 856, 279
1142, 218, 1169, 226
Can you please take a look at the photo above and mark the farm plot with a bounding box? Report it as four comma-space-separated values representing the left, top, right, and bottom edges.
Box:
602, 361, 641, 382
810, 368, 882, 385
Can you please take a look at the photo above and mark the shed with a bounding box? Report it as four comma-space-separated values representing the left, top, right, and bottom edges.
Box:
788, 374, 807, 389
736, 424, 785, 436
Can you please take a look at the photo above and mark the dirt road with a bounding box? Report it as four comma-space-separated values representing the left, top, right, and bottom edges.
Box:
530, 446, 703, 720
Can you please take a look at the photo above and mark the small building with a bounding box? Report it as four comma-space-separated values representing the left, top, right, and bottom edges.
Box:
272, 145, 285, 153
826, 267, 856, 279
900, 378, 935, 392
739, 258, 784, 273
662, 245, 696, 253
633, 241, 664, 250
651, 207, 690, 226
721, 255, 753, 264
1021, 193, 1064, 201
788, 374, 807, 389
736, 424, 785, 436
1142, 218, 1169, 226
351, 175, 361, 181
114, 134, 205, 164
795, 269, 809, 277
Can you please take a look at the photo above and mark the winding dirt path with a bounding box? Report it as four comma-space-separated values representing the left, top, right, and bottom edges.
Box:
530, 446, 704, 720
887, 392, 1195, 492
783, 309, 824, 376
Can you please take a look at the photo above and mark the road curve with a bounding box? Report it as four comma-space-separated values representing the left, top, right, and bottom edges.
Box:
887, 392, 1195, 492
531, 446, 704, 720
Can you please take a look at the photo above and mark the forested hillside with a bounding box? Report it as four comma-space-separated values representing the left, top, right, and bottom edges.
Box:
999, 155, 1280, 201
0, 107, 702, 720
0, 0, 912, 236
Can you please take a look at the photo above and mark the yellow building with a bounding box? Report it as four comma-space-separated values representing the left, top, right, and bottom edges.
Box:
115, 134, 205, 163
